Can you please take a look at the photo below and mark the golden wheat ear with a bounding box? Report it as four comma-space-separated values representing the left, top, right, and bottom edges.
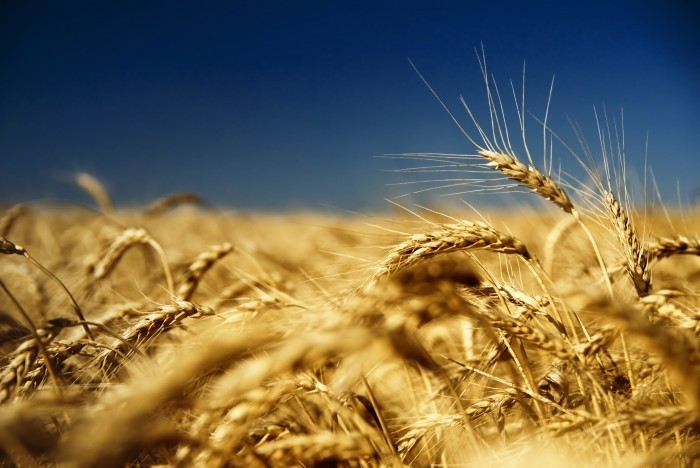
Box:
177, 243, 233, 301
366, 219, 531, 290
648, 235, 700, 261
478, 150, 574, 214
74, 172, 113, 214
604, 191, 651, 296
92, 227, 175, 295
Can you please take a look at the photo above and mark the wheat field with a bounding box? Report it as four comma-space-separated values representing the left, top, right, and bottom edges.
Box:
2, 70, 700, 467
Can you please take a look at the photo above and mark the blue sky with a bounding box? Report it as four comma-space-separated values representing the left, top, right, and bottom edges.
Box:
1, 1, 698, 210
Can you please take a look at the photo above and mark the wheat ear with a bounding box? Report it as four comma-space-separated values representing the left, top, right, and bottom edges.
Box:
93, 228, 175, 295
368, 220, 530, 288
177, 243, 233, 301
476, 150, 614, 295
604, 191, 651, 296
0, 280, 62, 402
75, 172, 113, 213
479, 150, 574, 213
98, 300, 213, 374
648, 235, 700, 261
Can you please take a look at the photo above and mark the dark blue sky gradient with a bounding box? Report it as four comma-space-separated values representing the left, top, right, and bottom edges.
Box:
1, 1, 699, 210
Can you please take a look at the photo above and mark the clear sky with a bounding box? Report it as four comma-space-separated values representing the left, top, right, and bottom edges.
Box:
1, 1, 698, 211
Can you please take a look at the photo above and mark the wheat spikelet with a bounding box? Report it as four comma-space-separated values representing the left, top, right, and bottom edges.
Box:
470, 283, 550, 312
640, 290, 690, 324
648, 235, 700, 261
75, 172, 113, 213
616, 405, 696, 429
370, 221, 531, 285
604, 191, 651, 296
0, 344, 39, 404
479, 150, 574, 213
185, 383, 296, 465
587, 296, 700, 415
177, 243, 233, 301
